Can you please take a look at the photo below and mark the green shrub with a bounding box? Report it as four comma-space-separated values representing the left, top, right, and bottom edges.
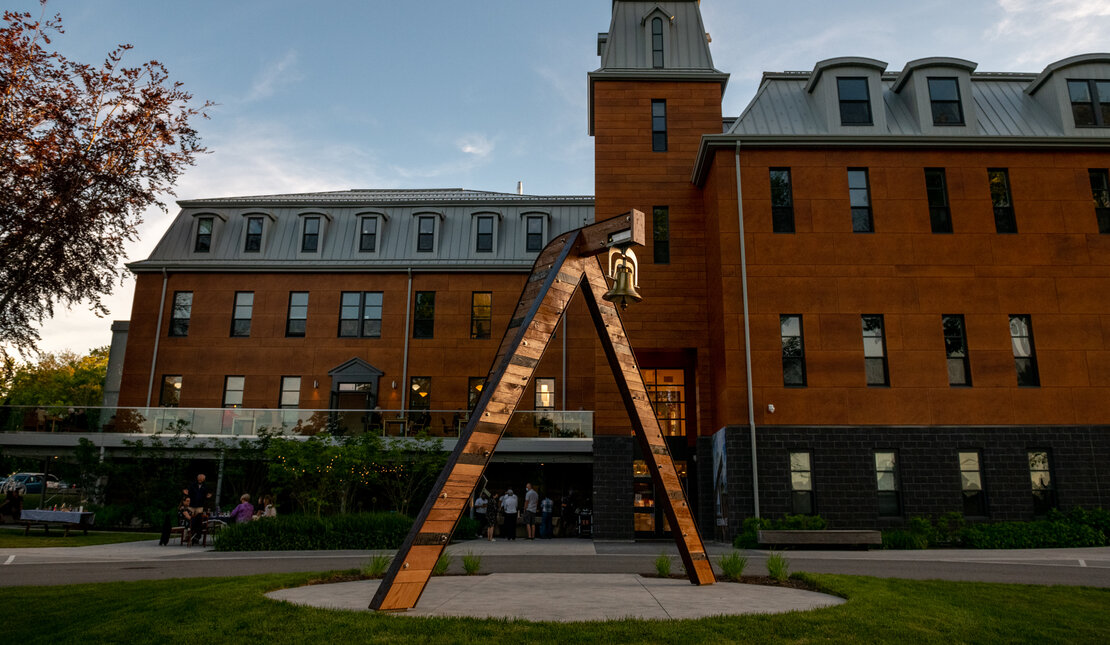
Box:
766, 551, 790, 582
717, 551, 748, 581
454, 516, 480, 541
654, 552, 672, 578
433, 550, 452, 576
960, 519, 1105, 549
462, 551, 482, 575
212, 512, 413, 551
882, 529, 929, 550
362, 553, 392, 578
733, 514, 827, 548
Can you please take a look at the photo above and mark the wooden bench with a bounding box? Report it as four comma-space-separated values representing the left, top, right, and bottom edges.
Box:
757, 529, 882, 549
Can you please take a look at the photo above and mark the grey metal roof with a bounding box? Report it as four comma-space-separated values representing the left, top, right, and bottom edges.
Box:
131, 189, 594, 272
731, 72, 1063, 137
597, 1, 719, 73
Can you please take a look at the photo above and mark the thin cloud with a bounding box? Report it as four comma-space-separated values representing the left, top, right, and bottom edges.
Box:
245, 50, 303, 102
989, 0, 1110, 65
457, 134, 494, 157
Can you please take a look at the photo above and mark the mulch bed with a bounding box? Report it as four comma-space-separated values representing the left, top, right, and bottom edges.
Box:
643, 572, 817, 591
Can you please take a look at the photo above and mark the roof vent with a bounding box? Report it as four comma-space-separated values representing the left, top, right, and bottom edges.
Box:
517, 181, 523, 195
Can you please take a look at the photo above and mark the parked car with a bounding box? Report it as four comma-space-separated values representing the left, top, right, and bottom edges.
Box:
2, 473, 63, 494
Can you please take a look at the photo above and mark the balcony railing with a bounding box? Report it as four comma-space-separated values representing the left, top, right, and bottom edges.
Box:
0, 406, 592, 439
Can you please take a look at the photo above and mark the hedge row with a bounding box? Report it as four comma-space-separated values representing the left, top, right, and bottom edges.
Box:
882, 508, 1110, 550
213, 513, 413, 551
733, 514, 827, 549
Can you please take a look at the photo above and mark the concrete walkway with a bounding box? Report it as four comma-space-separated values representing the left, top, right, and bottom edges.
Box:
266, 573, 845, 620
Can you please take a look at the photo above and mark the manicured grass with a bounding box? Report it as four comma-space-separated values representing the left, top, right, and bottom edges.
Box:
0, 527, 158, 548
0, 572, 1107, 643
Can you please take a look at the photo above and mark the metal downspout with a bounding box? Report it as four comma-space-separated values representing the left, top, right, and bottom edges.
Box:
401, 268, 413, 411
561, 312, 567, 410
735, 145, 760, 518
145, 269, 169, 406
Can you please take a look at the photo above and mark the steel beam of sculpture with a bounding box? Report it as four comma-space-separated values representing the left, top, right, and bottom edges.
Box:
370, 210, 714, 612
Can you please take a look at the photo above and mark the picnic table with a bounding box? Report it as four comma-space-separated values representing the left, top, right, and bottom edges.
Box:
20, 509, 95, 537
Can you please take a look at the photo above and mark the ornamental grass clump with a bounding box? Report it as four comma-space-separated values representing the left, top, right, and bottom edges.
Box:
766, 551, 790, 582
433, 550, 452, 576
718, 551, 748, 582
654, 552, 672, 578
361, 553, 392, 578
462, 551, 482, 575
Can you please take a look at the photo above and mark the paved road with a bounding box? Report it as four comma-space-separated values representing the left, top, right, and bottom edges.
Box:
2, 538, 1109, 588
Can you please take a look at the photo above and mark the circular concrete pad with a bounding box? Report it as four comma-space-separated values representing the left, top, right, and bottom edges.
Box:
266, 573, 844, 621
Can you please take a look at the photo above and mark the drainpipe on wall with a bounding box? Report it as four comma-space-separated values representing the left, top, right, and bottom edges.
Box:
145, 268, 169, 407
735, 145, 760, 519
400, 268, 413, 411
561, 313, 567, 410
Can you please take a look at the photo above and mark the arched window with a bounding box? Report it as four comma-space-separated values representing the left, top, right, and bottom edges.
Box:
651, 17, 664, 69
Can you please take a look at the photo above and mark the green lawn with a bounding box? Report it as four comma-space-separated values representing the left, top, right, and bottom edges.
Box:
0, 528, 158, 548
0, 572, 1106, 644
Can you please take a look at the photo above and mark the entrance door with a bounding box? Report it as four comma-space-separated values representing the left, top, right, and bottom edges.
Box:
327, 358, 384, 433
633, 364, 694, 539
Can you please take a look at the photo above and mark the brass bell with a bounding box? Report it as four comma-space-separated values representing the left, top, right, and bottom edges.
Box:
603, 263, 642, 309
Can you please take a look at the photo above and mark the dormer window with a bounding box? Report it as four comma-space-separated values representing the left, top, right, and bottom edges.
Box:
651, 17, 664, 69
1068, 79, 1110, 127
301, 216, 320, 252
195, 217, 213, 252
245, 217, 264, 252
525, 215, 545, 252
837, 78, 872, 125
928, 77, 964, 125
360, 216, 378, 252
476, 215, 494, 252
417, 215, 435, 252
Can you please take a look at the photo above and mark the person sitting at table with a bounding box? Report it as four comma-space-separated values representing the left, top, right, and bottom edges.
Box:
230, 493, 255, 524
0, 488, 24, 522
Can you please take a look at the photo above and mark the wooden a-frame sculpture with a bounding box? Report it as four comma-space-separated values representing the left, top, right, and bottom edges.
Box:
370, 210, 714, 611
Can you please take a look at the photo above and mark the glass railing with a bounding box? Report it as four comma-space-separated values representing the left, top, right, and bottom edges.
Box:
0, 406, 592, 439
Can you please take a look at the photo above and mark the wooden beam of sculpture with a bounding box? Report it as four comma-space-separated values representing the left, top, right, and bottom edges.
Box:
369, 210, 712, 612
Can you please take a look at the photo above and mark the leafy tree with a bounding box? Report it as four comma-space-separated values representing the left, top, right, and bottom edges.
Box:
0, 3, 209, 352
266, 432, 384, 517
1, 346, 108, 407
373, 432, 447, 516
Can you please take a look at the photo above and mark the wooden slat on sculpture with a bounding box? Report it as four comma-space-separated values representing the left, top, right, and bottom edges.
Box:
369, 211, 713, 612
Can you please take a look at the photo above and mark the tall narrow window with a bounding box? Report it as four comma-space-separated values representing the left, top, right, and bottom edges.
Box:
652, 206, 670, 264
245, 216, 263, 252
195, 217, 213, 252
467, 377, 485, 410
169, 291, 192, 337
875, 451, 901, 516
988, 169, 1017, 233
286, 292, 308, 337
1028, 450, 1056, 515
942, 315, 971, 387
159, 375, 182, 407
837, 77, 872, 125
959, 451, 986, 516
526, 216, 544, 252
231, 291, 253, 338
339, 292, 382, 338
770, 168, 795, 233
475, 216, 494, 252
413, 291, 435, 338
861, 315, 889, 386
848, 168, 873, 232
535, 377, 556, 410
1009, 314, 1039, 387
301, 216, 320, 252
1089, 169, 1110, 234
410, 377, 431, 410
651, 16, 664, 69
789, 452, 814, 515
417, 216, 435, 252
927, 77, 963, 125
1068, 79, 1110, 127
781, 315, 806, 387
925, 168, 952, 233
359, 216, 378, 252
642, 368, 686, 437
470, 292, 492, 339
651, 99, 667, 152
223, 376, 245, 408
279, 376, 300, 409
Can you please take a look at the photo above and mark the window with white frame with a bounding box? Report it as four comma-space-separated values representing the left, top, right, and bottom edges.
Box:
279, 376, 300, 409
223, 376, 245, 408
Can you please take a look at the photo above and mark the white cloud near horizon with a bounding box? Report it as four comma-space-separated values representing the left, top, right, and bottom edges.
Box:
989, 0, 1110, 65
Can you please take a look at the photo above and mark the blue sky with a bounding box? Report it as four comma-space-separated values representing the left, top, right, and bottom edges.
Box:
14, 0, 1110, 356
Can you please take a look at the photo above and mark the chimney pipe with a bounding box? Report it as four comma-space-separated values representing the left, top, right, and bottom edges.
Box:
517, 181, 523, 195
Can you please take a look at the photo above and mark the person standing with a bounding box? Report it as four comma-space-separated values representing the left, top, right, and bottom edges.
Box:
540, 492, 555, 539
523, 482, 539, 540
473, 492, 488, 537
500, 488, 518, 540
487, 493, 500, 541
182, 474, 212, 545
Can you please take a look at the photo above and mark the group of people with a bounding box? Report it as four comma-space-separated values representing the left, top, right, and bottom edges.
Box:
473, 482, 559, 541
162, 473, 276, 545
